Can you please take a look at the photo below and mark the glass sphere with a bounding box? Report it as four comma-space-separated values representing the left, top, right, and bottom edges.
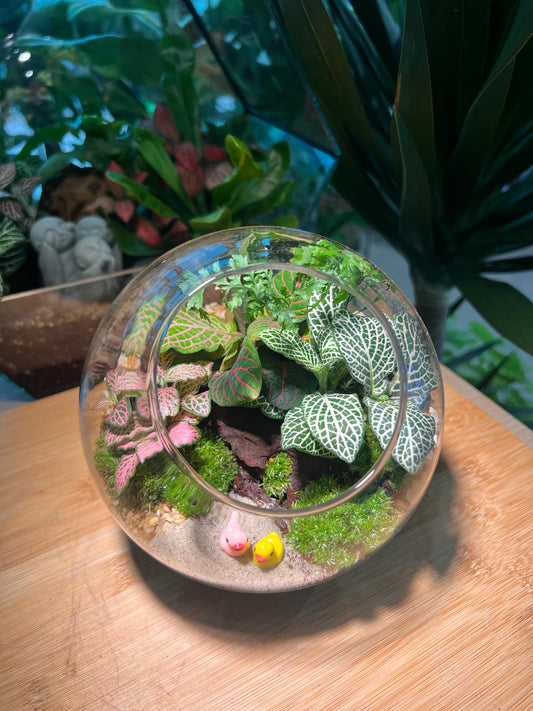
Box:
80, 227, 444, 592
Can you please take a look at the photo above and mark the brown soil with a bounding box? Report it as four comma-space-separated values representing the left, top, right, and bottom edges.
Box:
0, 291, 111, 398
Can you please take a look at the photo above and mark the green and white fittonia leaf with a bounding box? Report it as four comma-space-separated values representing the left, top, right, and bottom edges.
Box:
280, 404, 336, 457
332, 312, 396, 394
259, 323, 321, 372
307, 283, 348, 347
390, 312, 440, 404
302, 392, 365, 463
122, 294, 167, 357
163, 308, 241, 354
209, 336, 262, 406
365, 398, 436, 474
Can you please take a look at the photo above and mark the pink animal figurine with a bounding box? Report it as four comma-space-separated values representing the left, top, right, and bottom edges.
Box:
220, 511, 250, 557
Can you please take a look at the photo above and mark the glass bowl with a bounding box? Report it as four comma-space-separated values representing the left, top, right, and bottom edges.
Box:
80, 227, 444, 592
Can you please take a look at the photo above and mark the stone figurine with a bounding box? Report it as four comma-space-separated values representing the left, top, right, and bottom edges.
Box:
30, 215, 122, 301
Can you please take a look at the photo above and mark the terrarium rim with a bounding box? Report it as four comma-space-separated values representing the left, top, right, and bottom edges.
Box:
141, 229, 412, 519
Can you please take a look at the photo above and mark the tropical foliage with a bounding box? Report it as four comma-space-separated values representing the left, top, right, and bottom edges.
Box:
271, 0, 533, 356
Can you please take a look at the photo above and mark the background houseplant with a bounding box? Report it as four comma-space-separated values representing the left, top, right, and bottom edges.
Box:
271, 0, 533, 357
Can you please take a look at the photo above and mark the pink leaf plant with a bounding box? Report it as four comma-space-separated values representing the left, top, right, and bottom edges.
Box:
98, 360, 212, 493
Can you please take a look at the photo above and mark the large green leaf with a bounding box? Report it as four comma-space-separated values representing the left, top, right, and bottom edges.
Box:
392, 112, 433, 256
366, 398, 436, 474
302, 392, 365, 463
280, 404, 335, 457
163, 309, 241, 354
332, 312, 396, 394
209, 337, 262, 406
260, 350, 317, 411
390, 311, 440, 403
134, 128, 188, 203
211, 136, 263, 207
452, 273, 533, 355
122, 294, 167, 357
189, 207, 233, 235
230, 141, 291, 215
396, 0, 436, 181
259, 323, 321, 373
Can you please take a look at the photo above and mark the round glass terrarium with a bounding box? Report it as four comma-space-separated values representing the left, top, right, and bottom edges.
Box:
80, 227, 444, 592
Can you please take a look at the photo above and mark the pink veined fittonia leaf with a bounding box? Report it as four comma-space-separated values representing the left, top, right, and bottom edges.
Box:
114, 199, 135, 223
136, 436, 162, 463
154, 104, 180, 143
106, 367, 146, 394
106, 397, 132, 428
174, 142, 199, 172
157, 387, 181, 419
135, 217, 163, 247
136, 396, 151, 420
115, 452, 139, 492
164, 363, 209, 384
181, 391, 211, 419
168, 420, 200, 447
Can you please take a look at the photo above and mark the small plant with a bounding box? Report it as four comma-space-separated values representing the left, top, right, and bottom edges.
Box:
288, 476, 397, 567
0, 160, 41, 296
263, 452, 292, 499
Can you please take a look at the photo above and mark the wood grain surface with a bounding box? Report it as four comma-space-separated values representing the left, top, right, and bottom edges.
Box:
1, 369, 532, 711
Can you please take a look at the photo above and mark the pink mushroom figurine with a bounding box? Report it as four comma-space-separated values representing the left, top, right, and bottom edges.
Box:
220, 511, 250, 557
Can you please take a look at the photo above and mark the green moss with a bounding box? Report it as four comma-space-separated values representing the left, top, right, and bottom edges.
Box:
263, 451, 292, 498
94, 434, 119, 488
182, 429, 238, 493
288, 475, 399, 568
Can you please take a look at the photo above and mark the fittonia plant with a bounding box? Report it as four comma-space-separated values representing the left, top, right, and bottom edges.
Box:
97, 238, 438, 501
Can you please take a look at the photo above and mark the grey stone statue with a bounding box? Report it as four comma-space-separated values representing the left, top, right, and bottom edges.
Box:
30, 215, 123, 301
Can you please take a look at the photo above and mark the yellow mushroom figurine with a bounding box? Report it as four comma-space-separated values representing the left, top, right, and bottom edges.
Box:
253, 532, 284, 568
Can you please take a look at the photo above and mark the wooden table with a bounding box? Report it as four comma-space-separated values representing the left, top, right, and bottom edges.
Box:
1, 367, 532, 710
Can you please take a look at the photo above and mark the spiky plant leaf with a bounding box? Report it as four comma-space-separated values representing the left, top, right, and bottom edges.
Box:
260, 323, 321, 372
332, 312, 396, 393
302, 392, 365, 462
209, 336, 262, 406
281, 404, 335, 457
365, 397, 436, 474
163, 308, 240, 354
122, 294, 167, 357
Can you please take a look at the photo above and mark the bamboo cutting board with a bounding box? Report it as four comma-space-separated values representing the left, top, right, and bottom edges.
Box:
1, 368, 532, 711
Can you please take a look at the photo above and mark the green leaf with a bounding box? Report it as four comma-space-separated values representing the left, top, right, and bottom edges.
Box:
280, 405, 335, 457
452, 273, 533, 355
260, 350, 318, 411
134, 127, 188, 202
366, 398, 436, 474
0, 218, 26, 257
106, 171, 178, 218
163, 309, 240, 354
392, 112, 433, 255
307, 283, 349, 347
271, 270, 309, 322
209, 337, 262, 406
302, 392, 365, 463
390, 311, 440, 403
260, 323, 322, 373
332, 312, 396, 394
396, 0, 436, 181
189, 207, 232, 235
122, 294, 167, 357
231, 141, 291, 214
212, 136, 264, 207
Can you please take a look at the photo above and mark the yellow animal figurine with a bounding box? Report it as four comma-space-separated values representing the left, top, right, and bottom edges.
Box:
253, 532, 284, 568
